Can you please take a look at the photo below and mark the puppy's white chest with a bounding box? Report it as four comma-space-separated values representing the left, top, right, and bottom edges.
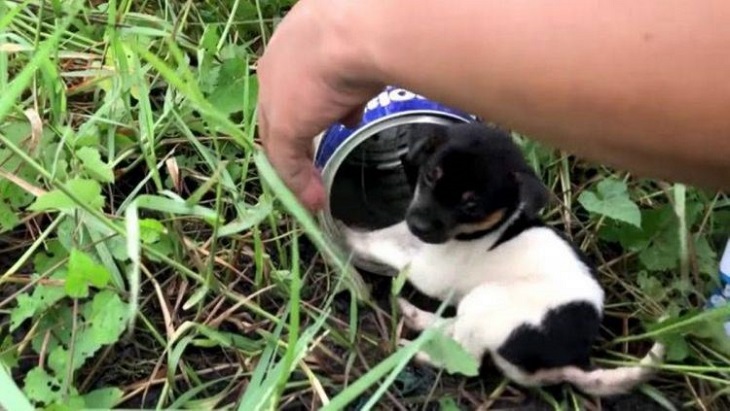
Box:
408, 242, 499, 302
406, 228, 602, 308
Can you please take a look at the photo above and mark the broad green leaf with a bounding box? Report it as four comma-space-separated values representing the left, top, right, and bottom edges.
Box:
106, 234, 129, 261
578, 179, 641, 228
83, 387, 123, 409
41, 143, 66, 172
86, 290, 128, 345
53, 159, 70, 181
690, 318, 730, 356
10, 280, 66, 331
0, 168, 36, 208
0, 335, 19, 368
420, 329, 479, 376
31, 305, 74, 355
72, 124, 100, 147
200, 25, 221, 57
207, 58, 258, 114
661, 333, 690, 362
76, 146, 114, 183
694, 236, 718, 277
48, 344, 79, 376
34, 240, 67, 274
23, 367, 62, 405
28, 178, 104, 213
45, 396, 85, 411
637, 271, 667, 302
0, 121, 31, 146
139, 218, 165, 244
10, 294, 40, 332
48, 327, 104, 375
597, 219, 648, 251
147, 233, 175, 262
599, 205, 675, 251
0, 200, 19, 231
55, 218, 76, 252
439, 397, 462, 411
114, 133, 135, 152
684, 200, 705, 228
66, 249, 111, 298
49, 291, 128, 375
640, 233, 679, 272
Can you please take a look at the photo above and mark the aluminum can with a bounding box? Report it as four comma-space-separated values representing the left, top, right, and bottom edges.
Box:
314, 86, 477, 275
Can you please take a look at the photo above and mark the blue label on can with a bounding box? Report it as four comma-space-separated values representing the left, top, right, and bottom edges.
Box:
314, 86, 475, 170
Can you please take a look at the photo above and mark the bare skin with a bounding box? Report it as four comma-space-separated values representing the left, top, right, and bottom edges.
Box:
257, 0, 730, 211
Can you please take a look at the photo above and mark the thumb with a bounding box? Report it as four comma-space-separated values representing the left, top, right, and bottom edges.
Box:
267, 145, 327, 212
258, 110, 326, 212
297, 164, 327, 212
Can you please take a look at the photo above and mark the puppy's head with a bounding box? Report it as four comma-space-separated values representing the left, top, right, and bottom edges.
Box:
403, 123, 549, 244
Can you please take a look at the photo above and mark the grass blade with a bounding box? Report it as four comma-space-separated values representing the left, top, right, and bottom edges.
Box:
0, 364, 34, 411
124, 202, 141, 334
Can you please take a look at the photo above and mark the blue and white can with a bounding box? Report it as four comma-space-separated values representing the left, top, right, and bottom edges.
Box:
313, 86, 477, 275
706, 238, 730, 335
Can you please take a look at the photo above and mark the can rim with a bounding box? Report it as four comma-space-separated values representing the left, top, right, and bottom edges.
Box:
315, 109, 474, 275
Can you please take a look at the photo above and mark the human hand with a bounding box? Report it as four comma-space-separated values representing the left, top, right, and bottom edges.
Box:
256, 0, 385, 211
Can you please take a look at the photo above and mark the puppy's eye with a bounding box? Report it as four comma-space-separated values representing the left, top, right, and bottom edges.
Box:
423, 167, 442, 186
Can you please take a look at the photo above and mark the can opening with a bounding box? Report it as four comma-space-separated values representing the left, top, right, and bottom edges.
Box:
328, 122, 449, 232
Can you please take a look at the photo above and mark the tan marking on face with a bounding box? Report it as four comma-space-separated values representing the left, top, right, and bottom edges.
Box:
455, 208, 506, 235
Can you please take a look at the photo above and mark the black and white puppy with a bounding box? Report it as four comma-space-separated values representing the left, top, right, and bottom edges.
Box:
339, 122, 664, 397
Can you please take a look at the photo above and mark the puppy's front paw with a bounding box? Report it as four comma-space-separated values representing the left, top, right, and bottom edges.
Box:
397, 338, 412, 348
397, 298, 421, 330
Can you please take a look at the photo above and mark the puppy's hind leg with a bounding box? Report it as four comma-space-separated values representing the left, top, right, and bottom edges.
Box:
338, 221, 421, 271
402, 284, 529, 375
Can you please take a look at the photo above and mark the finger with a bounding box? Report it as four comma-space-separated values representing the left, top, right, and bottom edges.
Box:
256, 103, 270, 145
298, 165, 326, 211
265, 136, 326, 212
275, 157, 325, 212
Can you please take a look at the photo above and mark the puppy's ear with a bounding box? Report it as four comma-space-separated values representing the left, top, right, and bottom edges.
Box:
514, 171, 550, 218
405, 129, 448, 166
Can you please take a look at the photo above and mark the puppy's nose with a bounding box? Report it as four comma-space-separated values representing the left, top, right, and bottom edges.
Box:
407, 216, 440, 237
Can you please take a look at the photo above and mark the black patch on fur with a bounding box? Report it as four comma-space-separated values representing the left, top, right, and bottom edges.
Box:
454, 228, 498, 241
495, 301, 601, 373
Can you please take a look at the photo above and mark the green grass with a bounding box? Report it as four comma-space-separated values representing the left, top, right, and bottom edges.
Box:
0, 1, 729, 410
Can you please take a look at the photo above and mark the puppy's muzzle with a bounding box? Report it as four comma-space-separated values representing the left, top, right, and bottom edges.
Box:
406, 214, 449, 244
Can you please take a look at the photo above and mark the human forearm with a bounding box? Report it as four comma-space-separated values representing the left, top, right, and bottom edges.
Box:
349, 0, 730, 189
257, 0, 729, 211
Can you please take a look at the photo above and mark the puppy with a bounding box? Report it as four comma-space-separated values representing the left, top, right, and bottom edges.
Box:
339, 122, 664, 397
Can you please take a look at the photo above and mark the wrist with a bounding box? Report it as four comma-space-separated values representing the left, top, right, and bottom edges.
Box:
321, 0, 395, 90
329, 0, 480, 102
